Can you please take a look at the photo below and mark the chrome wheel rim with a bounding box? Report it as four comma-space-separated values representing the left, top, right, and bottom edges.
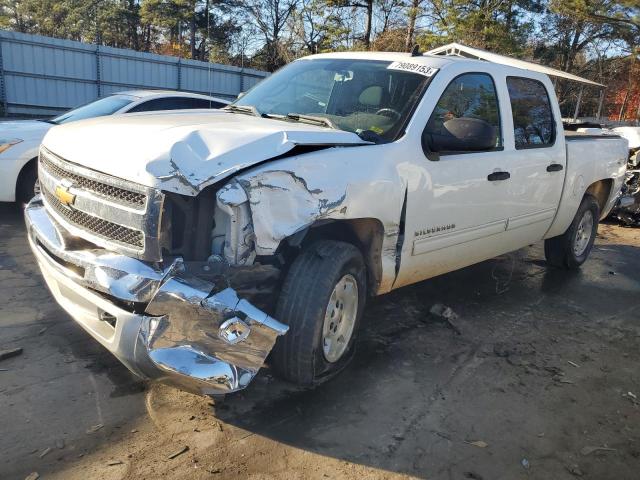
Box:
322, 274, 358, 363
574, 210, 594, 257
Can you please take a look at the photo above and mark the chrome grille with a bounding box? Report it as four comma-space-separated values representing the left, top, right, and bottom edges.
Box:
40, 153, 146, 208
38, 148, 164, 261
42, 188, 144, 248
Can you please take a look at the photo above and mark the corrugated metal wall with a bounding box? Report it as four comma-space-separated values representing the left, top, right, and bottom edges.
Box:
0, 30, 268, 117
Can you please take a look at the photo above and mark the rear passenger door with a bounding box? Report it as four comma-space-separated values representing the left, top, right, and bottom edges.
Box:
501, 77, 565, 245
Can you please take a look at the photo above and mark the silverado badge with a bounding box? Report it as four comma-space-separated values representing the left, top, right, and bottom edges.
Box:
414, 223, 455, 237
55, 182, 76, 207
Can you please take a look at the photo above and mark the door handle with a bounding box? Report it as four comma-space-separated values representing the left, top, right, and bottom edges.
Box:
487, 171, 510, 181
546, 163, 564, 172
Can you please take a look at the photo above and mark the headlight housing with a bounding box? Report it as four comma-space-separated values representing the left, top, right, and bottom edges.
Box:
0, 138, 23, 154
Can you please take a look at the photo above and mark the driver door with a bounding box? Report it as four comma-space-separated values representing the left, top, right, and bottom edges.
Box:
394, 72, 515, 288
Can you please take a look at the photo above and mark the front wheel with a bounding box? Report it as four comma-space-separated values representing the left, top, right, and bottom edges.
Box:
271, 240, 367, 385
545, 195, 599, 269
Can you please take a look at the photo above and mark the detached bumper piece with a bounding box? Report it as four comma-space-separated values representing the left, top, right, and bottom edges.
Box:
25, 197, 288, 395
142, 276, 288, 394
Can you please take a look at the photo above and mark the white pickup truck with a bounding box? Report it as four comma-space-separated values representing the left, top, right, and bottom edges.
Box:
25, 51, 629, 395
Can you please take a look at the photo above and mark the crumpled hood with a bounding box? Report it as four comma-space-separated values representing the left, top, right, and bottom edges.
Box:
42, 110, 369, 195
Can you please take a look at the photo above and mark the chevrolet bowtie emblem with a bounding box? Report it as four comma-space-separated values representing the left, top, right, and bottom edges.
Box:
55, 183, 76, 207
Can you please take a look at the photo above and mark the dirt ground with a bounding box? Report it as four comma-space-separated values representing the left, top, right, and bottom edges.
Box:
1, 202, 640, 480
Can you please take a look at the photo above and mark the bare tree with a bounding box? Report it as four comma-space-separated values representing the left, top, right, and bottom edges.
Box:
233, 0, 298, 70
326, 0, 374, 48
377, 0, 405, 34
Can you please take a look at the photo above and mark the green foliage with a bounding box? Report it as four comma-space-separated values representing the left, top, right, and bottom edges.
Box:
413, 0, 536, 56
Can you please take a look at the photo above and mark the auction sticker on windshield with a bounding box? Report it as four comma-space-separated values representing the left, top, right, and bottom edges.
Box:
387, 61, 438, 77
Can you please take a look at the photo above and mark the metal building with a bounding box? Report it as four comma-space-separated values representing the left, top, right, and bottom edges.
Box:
0, 30, 268, 117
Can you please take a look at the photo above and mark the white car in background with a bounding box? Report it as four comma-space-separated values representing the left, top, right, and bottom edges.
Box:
0, 90, 229, 203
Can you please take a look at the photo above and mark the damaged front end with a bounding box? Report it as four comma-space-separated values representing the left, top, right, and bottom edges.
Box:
25, 197, 287, 395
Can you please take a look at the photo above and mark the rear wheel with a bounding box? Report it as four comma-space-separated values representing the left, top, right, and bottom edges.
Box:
16, 161, 38, 205
271, 240, 367, 385
545, 195, 599, 269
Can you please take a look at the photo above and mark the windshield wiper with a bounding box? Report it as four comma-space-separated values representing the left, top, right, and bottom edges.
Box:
223, 104, 261, 117
40, 118, 58, 124
285, 113, 337, 129
225, 106, 337, 130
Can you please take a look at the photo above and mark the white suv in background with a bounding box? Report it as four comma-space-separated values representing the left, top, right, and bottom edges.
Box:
0, 90, 229, 203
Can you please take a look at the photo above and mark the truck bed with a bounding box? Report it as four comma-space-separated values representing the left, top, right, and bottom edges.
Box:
545, 132, 628, 240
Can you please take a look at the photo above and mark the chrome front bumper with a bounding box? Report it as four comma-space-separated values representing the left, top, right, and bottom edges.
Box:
25, 197, 288, 395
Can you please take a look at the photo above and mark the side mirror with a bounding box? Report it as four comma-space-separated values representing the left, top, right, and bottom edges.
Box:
237, 92, 246, 99
423, 117, 496, 159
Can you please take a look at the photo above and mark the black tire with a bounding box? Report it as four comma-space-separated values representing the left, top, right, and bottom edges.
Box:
271, 240, 367, 385
544, 195, 599, 269
16, 161, 38, 205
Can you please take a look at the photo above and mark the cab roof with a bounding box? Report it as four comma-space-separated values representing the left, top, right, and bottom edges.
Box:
303, 46, 604, 88
299, 51, 542, 80
301, 51, 457, 69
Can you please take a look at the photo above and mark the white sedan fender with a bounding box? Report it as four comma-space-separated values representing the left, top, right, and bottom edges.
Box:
0, 123, 48, 202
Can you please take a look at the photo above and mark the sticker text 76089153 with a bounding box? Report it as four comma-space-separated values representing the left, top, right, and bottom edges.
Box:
387, 61, 439, 77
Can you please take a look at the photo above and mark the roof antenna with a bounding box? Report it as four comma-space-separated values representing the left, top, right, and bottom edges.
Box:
411, 44, 421, 56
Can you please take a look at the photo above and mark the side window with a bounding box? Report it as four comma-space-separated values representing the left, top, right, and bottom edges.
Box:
425, 73, 502, 154
188, 98, 227, 109
127, 97, 199, 113
506, 77, 555, 149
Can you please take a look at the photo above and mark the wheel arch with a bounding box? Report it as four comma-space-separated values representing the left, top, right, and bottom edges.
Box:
584, 178, 613, 220
280, 218, 385, 295
15, 156, 38, 200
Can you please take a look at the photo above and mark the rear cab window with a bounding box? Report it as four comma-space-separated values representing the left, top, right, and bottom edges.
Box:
506, 77, 555, 149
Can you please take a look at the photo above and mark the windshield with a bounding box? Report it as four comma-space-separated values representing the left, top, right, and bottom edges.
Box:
234, 59, 434, 142
51, 95, 135, 124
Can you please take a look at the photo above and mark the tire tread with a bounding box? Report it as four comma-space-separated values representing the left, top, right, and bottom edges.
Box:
272, 240, 365, 385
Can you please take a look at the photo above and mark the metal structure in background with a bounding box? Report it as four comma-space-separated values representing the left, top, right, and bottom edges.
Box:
426, 42, 606, 121
0, 30, 268, 117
